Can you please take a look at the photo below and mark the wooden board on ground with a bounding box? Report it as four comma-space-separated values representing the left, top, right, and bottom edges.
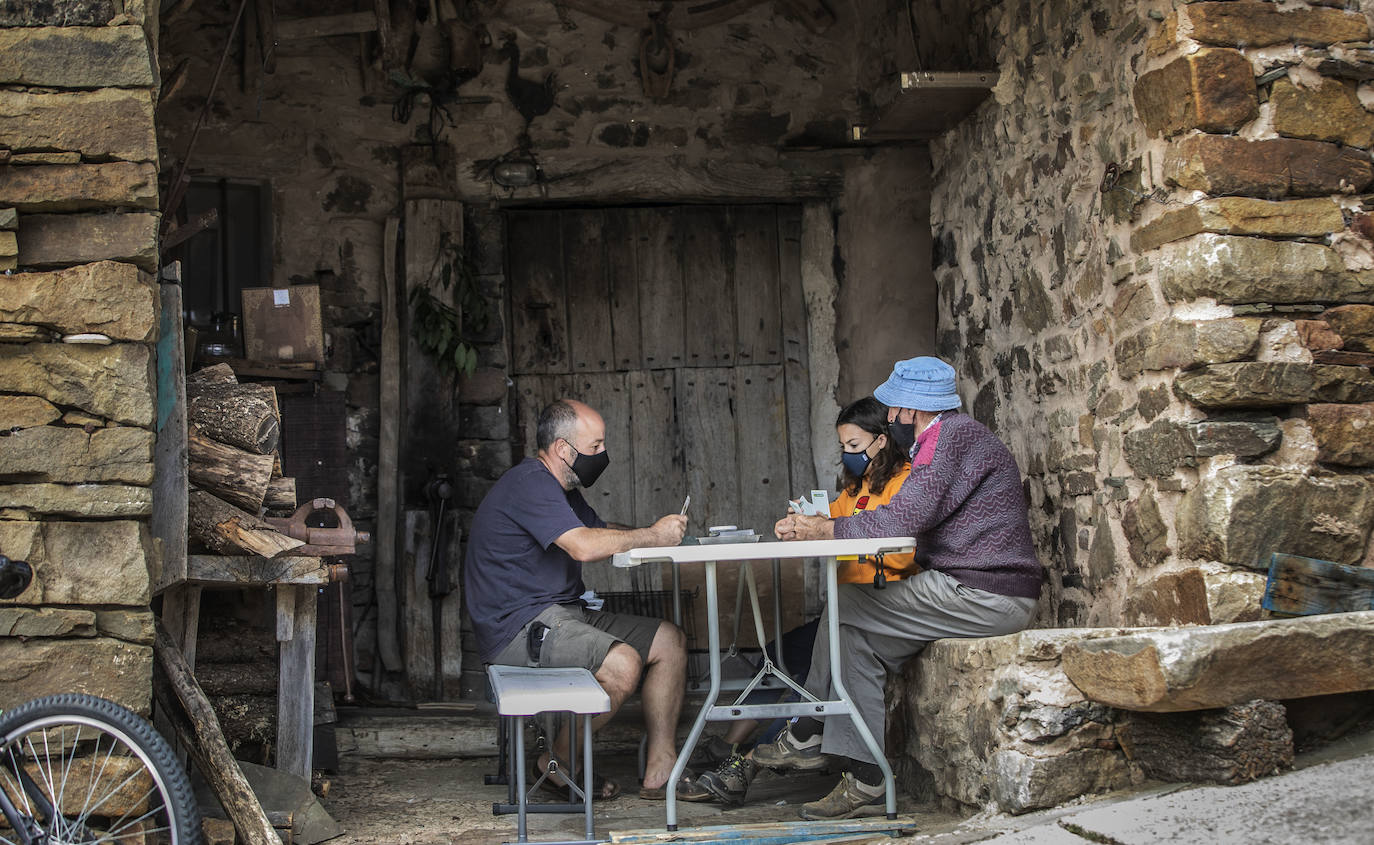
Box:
241, 284, 325, 364
1263, 552, 1374, 616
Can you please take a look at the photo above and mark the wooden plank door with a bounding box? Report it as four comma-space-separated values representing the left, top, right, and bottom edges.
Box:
505, 205, 816, 648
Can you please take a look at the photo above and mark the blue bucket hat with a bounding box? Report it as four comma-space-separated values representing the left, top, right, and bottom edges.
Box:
874, 356, 962, 412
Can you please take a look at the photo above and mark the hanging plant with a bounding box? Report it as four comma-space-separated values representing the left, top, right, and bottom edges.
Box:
409, 234, 487, 376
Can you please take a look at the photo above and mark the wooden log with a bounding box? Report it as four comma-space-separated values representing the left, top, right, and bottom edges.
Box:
189, 387, 281, 455
263, 476, 296, 512
188, 490, 304, 558
189, 432, 275, 512
188, 362, 237, 386
154, 623, 280, 845
197, 662, 277, 697
186, 381, 280, 420
1117, 700, 1294, 784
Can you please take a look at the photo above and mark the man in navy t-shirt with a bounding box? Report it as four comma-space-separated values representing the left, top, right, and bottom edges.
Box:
465, 398, 708, 802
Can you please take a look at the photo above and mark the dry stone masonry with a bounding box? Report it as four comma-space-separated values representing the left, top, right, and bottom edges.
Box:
912, 0, 1374, 813
0, 0, 160, 714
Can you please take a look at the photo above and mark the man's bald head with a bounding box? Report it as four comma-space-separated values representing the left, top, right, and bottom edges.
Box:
536, 399, 601, 453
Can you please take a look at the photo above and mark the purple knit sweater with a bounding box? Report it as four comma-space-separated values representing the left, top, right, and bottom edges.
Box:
833, 412, 1044, 598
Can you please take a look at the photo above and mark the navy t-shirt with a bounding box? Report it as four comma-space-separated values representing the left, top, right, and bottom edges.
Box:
464, 457, 606, 663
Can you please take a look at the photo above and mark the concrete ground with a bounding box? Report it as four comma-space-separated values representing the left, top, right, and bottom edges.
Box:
317, 724, 1374, 845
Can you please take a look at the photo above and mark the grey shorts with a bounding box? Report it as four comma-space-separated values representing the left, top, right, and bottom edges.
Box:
490, 603, 662, 673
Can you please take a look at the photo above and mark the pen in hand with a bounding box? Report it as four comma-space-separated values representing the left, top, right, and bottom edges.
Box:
679, 495, 691, 516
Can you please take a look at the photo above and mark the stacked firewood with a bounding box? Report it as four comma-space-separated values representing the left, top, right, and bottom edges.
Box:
186, 363, 302, 557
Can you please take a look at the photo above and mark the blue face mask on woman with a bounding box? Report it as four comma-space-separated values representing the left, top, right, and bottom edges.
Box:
841, 437, 877, 478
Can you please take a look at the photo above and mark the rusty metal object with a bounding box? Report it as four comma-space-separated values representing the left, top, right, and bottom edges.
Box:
265, 498, 371, 557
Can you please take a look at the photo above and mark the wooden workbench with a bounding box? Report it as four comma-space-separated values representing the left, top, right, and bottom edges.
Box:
162, 554, 334, 780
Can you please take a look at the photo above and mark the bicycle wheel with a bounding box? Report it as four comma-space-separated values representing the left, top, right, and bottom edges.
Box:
0, 693, 202, 845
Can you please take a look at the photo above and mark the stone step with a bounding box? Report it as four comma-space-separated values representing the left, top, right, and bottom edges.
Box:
1061, 611, 1374, 712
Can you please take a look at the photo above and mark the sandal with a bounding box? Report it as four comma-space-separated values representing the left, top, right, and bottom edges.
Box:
532, 764, 621, 802
638, 774, 713, 802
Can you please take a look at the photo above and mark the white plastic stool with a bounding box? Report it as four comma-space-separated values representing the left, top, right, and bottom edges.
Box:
487, 665, 611, 844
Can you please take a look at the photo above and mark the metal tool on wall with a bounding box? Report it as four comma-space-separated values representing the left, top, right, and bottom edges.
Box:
425, 474, 455, 700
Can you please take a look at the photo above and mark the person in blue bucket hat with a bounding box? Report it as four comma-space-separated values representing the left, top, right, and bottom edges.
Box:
761, 356, 1045, 820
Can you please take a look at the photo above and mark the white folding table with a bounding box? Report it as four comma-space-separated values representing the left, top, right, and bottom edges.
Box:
613, 536, 917, 830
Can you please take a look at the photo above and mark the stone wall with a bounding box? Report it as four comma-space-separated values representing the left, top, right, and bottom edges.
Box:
155, 0, 936, 694
926, 0, 1374, 630
898, 0, 1374, 811
0, 0, 161, 714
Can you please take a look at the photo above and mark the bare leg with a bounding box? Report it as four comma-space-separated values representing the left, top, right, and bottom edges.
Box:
539, 642, 641, 796
723, 719, 759, 746
639, 621, 687, 790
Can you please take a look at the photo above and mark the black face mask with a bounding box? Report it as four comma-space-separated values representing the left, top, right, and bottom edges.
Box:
887, 420, 916, 456
563, 441, 610, 488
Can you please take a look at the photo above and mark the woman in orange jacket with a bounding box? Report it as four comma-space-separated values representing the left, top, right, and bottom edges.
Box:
830, 396, 919, 586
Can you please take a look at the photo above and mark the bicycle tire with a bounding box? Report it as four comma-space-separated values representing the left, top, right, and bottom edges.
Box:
0, 693, 203, 845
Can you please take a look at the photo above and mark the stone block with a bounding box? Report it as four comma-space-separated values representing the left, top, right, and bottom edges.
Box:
458, 367, 508, 405
0, 262, 158, 341
0, 425, 153, 484
1174, 362, 1374, 409
0, 637, 151, 715
1134, 49, 1257, 138
1322, 304, 1374, 352
0, 26, 153, 88
1189, 415, 1283, 459
1158, 235, 1370, 305
1125, 563, 1267, 627
0, 162, 158, 213
1163, 135, 1373, 199
0, 520, 152, 605
1124, 419, 1193, 478
1131, 198, 1343, 253
0, 89, 157, 163
1307, 403, 1374, 466
0, 607, 96, 638
1185, 2, 1370, 47
894, 628, 1143, 813
0, 483, 152, 518
0, 207, 16, 230
1116, 318, 1260, 378
16, 213, 159, 272
989, 748, 1133, 814
1176, 465, 1374, 567
0, 343, 154, 426
94, 609, 155, 644
1272, 77, 1374, 149
1117, 701, 1294, 784
459, 403, 509, 440
1296, 319, 1345, 352
0, 0, 117, 26
0, 395, 60, 429
1123, 490, 1170, 567
1062, 611, 1374, 712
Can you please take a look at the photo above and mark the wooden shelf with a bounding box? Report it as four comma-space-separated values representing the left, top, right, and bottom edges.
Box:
186, 554, 337, 586
855, 70, 997, 142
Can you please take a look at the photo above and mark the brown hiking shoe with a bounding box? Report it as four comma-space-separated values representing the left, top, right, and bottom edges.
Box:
750, 728, 829, 772
799, 772, 884, 820
696, 752, 759, 805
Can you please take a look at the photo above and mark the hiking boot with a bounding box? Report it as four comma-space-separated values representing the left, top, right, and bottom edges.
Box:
799, 772, 885, 820
750, 728, 829, 772
689, 735, 736, 768
696, 752, 758, 805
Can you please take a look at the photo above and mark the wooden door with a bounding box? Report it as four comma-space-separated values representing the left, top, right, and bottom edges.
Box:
506, 205, 816, 650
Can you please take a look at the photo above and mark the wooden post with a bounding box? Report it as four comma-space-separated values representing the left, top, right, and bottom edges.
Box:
276, 584, 318, 779
152, 276, 189, 593
154, 623, 281, 845
376, 216, 403, 673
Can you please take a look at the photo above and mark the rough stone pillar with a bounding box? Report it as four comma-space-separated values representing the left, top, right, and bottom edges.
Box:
0, 0, 161, 713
